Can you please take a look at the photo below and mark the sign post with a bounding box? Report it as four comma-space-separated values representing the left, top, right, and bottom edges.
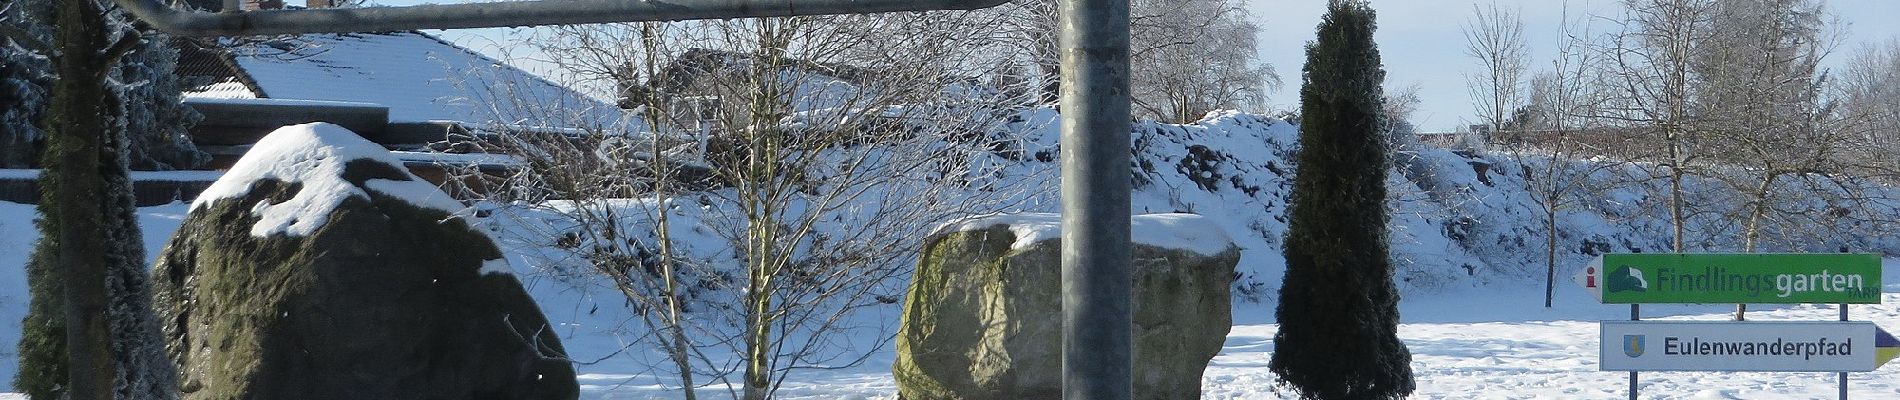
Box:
1576, 253, 1888, 399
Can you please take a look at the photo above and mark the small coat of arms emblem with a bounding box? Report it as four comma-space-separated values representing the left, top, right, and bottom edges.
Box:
1623, 335, 1646, 358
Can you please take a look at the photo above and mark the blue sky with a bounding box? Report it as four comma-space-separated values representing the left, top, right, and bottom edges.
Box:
394, 0, 1900, 132
1250, 0, 1900, 132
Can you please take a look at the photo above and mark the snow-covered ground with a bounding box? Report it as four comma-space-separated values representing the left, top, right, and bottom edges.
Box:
7, 109, 1900, 398
553, 271, 1900, 399
5, 201, 1900, 398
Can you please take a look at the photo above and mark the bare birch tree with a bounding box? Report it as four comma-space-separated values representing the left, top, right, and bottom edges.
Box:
1591, 0, 1717, 253
1463, 2, 1528, 146
1690, 0, 1837, 257
467, 11, 1043, 399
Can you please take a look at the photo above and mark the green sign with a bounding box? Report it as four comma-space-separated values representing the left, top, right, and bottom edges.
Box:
1573, 253, 1883, 304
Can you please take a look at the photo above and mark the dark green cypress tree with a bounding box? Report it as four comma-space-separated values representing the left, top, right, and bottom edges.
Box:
0, 0, 51, 168
13, 237, 65, 399
1268, 1, 1414, 399
7, 0, 65, 396
14, 0, 181, 397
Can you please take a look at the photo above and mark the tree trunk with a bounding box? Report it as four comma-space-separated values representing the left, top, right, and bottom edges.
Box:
657, 207, 695, 400
48, 0, 117, 397
1544, 207, 1557, 308
1736, 173, 1775, 321
1666, 123, 1685, 253
740, 206, 780, 400
649, 119, 698, 400
1741, 174, 1776, 252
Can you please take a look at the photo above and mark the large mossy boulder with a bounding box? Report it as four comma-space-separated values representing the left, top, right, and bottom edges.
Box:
151, 123, 577, 399
894, 213, 1238, 400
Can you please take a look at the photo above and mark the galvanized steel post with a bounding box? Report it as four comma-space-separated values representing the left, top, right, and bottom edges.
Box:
1841, 303, 1850, 400
1058, 0, 1132, 399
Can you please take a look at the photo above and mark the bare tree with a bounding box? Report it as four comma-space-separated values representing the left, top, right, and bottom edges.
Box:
1002, 0, 1277, 120
1129, 0, 1278, 123
1591, 0, 1717, 253
1837, 38, 1900, 179
1689, 0, 1836, 256
1503, 3, 1621, 307
468, 11, 1044, 399
1463, 2, 1528, 145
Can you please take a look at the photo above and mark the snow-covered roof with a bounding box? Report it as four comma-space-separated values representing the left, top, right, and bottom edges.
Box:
180, 32, 624, 127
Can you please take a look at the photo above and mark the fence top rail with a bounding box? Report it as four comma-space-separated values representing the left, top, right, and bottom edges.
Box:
114, 0, 1011, 37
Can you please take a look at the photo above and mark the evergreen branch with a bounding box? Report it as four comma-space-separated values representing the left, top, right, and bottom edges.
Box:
0, 23, 50, 55
100, 30, 142, 63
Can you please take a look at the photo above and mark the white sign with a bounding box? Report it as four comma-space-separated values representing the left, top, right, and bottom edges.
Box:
1600, 321, 1880, 372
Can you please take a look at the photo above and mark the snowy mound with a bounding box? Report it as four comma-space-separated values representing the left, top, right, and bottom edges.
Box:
932, 213, 1236, 256
191, 122, 462, 237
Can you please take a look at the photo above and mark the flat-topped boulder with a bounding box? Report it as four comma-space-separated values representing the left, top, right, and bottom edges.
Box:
894, 213, 1238, 400
150, 122, 577, 399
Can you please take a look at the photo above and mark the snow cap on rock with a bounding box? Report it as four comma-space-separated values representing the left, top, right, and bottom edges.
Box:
930, 212, 1236, 256
192, 122, 463, 237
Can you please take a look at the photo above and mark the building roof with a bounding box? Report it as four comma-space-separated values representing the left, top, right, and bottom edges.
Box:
178, 31, 625, 127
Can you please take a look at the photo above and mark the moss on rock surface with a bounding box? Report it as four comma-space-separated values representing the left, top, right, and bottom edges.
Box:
894, 221, 1238, 400
151, 143, 576, 399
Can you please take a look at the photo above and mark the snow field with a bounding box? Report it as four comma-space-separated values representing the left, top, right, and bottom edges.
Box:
9, 109, 1900, 397
5, 199, 1900, 398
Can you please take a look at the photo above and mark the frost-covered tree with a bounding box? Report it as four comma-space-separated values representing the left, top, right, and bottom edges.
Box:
1270, 1, 1414, 399
998, 0, 1275, 117
1129, 0, 1278, 123
118, 35, 206, 171
1592, 0, 1716, 252
0, 0, 50, 168
5, 0, 63, 396
1691, 0, 1837, 257
1840, 38, 1900, 175
13, 0, 180, 398
0, 0, 200, 171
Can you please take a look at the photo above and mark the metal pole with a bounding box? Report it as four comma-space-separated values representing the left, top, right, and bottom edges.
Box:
1058, 0, 1131, 398
115, 0, 1011, 36
1630, 304, 1639, 400
1841, 302, 1849, 400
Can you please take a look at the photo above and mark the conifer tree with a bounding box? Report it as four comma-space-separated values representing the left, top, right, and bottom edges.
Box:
0, 0, 50, 168
118, 35, 206, 171
13, 0, 181, 398
1269, 1, 1414, 399
6, 0, 64, 396
0, 0, 202, 171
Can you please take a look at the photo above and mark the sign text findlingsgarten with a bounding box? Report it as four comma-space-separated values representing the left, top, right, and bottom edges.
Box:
1575, 253, 1881, 304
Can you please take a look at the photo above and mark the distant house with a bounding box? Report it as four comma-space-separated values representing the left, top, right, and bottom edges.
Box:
622, 48, 993, 134
167, 29, 638, 193
0, 4, 635, 205
174, 30, 625, 138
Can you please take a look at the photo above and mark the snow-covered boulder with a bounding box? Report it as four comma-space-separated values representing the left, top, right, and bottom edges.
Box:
893, 213, 1237, 400
149, 123, 576, 399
